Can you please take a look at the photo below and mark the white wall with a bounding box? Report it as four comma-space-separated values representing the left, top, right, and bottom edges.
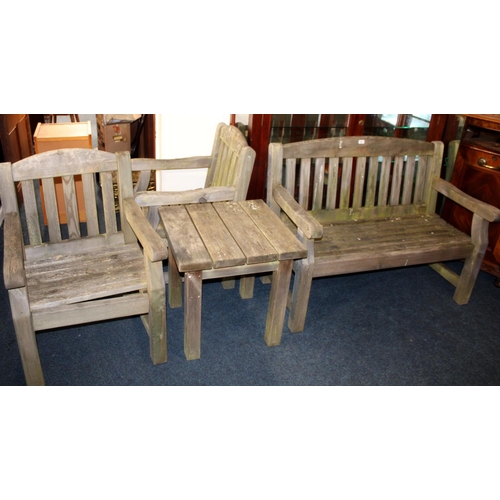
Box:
155, 114, 230, 191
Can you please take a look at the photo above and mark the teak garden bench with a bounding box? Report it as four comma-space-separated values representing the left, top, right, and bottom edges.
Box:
267, 136, 500, 333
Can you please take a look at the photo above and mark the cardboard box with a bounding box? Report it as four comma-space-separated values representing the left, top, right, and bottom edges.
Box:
96, 114, 141, 153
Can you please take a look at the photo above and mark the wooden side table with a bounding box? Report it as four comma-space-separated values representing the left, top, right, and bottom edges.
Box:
34, 121, 92, 223
159, 199, 307, 360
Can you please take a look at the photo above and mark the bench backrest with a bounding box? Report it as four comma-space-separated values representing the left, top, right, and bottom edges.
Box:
268, 136, 444, 223
0, 148, 125, 250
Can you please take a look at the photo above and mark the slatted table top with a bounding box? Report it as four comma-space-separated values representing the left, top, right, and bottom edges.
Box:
159, 200, 307, 273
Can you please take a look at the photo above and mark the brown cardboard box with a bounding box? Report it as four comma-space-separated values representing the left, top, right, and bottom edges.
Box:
96, 114, 141, 153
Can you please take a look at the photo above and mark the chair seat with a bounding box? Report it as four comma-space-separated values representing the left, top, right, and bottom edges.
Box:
26, 243, 147, 312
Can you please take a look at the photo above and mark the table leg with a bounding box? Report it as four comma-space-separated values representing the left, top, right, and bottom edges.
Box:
264, 259, 293, 347
184, 270, 203, 360
168, 247, 182, 308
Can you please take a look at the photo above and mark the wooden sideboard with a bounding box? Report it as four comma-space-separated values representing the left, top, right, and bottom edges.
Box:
442, 114, 500, 285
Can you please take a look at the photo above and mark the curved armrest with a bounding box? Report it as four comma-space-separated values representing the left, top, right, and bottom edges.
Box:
433, 178, 500, 222
3, 212, 26, 289
272, 183, 323, 239
134, 186, 236, 207
123, 198, 168, 262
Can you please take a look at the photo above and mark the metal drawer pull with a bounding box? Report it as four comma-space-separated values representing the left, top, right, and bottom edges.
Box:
477, 158, 500, 170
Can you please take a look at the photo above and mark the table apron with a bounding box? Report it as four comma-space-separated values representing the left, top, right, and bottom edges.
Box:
202, 261, 279, 280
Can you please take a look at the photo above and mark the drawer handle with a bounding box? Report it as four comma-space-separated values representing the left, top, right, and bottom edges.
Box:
477, 157, 500, 170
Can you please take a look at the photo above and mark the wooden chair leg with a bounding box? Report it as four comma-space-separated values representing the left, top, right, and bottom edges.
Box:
9, 288, 45, 386
239, 276, 255, 299
143, 257, 167, 365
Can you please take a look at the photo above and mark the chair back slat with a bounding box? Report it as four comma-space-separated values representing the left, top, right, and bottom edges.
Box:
62, 175, 81, 239
82, 172, 99, 237
40, 177, 62, 242
100, 171, 117, 234
21, 180, 42, 245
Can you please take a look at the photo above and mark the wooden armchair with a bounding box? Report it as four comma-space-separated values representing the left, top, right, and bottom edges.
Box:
132, 122, 256, 231
267, 136, 500, 332
0, 149, 168, 385
129, 122, 256, 300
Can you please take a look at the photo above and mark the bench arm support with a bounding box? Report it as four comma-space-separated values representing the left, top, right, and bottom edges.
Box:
3, 212, 26, 290
123, 198, 169, 262
272, 184, 323, 239
433, 178, 500, 222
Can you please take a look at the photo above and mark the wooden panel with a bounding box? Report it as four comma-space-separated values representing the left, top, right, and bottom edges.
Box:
186, 203, 246, 269
239, 199, 307, 260
159, 205, 212, 272
213, 201, 278, 264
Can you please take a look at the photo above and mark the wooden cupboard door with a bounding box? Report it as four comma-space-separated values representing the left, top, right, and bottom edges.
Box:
0, 114, 34, 163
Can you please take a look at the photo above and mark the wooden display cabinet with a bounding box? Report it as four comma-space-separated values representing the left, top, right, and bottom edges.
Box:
34, 121, 92, 223
442, 114, 500, 285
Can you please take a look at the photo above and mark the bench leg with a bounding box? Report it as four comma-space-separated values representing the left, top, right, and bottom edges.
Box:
288, 234, 315, 333
184, 271, 202, 360
9, 288, 45, 386
265, 259, 293, 346
454, 215, 489, 305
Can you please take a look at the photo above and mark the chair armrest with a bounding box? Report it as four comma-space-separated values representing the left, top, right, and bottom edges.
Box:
433, 178, 500, 222
272, 183, 323, 239
3, 212, 26, 289
123, 198, 168, 262
132, 156, 212, 171
134, 186, 236, 207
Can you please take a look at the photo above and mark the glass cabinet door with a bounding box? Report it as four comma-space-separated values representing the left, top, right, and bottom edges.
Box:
363, 114, 432, 140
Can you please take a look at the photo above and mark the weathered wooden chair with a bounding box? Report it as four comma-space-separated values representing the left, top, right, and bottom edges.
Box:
132, 123, 256, 229
267, 136, 500, 332
129, 122, 257, 300
0, 148, 168, 385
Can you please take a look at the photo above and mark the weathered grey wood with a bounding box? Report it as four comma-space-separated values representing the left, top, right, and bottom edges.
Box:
62, 175, 80, 239
3, 213, 26, 290
159, 205, 213, 272
239, 199, 308, 260
135, 186, 235, 207
41, 177, 62, 241
1, 148, 168, 385
9, 288, 44, 386
123, 198, 168, 262
184, 271, 203, 360
265, 259, 293, 346
160, 197, 306, 360
213, 201, 278, 264
33, 293, 150, 331
267, 136, 498, 331
288, 230, 315, 333
82, 172, 99, 237
168, 246, 183, 309
186, 203, 246, 269
144, 255, 167, 365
